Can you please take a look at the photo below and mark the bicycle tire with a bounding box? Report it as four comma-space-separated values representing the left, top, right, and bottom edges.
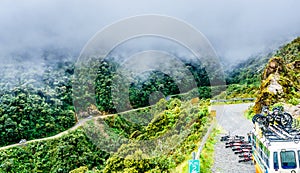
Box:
281, 112, 293, 127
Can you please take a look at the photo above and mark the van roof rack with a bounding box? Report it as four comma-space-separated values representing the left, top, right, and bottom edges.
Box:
252, 108, 300, 143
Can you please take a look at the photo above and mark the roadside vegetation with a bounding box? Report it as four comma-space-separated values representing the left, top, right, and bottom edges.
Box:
0, 98, 214, 173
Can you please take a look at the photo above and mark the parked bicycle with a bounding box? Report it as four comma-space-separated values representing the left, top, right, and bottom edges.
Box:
220, 134, 245, 142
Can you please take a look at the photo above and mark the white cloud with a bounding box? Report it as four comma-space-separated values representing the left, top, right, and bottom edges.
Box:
0, 0, 299, 64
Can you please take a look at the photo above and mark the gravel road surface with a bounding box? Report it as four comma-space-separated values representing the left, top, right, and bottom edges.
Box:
211, 103, 255, 173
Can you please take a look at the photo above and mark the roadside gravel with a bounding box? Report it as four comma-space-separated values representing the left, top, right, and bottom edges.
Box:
211, 103, 255, 173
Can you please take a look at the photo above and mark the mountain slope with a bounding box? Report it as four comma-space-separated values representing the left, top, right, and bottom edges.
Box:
0, 98, 213, 172
226, 52, 272, 85
253, 37, 300, 114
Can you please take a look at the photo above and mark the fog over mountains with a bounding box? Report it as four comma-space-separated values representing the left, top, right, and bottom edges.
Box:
1, 0, 300, 65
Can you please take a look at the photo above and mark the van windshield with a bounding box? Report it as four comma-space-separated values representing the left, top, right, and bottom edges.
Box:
280, 151, 297, 169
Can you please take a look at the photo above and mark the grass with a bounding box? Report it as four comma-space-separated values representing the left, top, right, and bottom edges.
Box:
244, 104, 255, 120
211, 100, 255, 106
171, 126, 221, 173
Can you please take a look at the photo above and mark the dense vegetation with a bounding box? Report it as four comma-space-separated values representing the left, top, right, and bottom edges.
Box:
214, 84, 259, 100
171, 127, 220, 173
0, 60, 75, 147
221, 51, 274, 99
100, 99, 211, 173
262, 39, 299, 107
74, 58, 219, 115
2, 38, 276, 172
0, 52, 220, 147
0, 49, 219, 172
0, 129, 109, 172
275, 37, 300, 64
243, 37, 300, 115
223, 38, 299, 100
0, 98, 213, 173
225, 52, 271, 85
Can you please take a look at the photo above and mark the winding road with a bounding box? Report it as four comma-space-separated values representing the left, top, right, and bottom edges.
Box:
0, 102, 257, 173
212, 103, 255, 173
0, 106, 151, 151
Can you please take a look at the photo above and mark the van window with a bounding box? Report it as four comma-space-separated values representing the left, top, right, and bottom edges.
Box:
298, 151, 300, 166
253, 135, 256, 149
280, 151, 297, 169
274, 152, 279, 169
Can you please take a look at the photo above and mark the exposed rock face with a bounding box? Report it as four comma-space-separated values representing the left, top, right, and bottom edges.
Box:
268, 74, 283, 95
253, 38, 300, 114
284, 104, 300, 118
262, 57, 285, 80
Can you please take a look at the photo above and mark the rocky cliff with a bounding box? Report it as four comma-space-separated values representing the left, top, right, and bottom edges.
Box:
253, 38, 300, 117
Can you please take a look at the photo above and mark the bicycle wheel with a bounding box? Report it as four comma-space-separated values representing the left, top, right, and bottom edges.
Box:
281, 112, 293, 127
252, 114, 262, 124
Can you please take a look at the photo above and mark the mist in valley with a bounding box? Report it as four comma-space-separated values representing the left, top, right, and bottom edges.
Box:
1, 0, 300, 87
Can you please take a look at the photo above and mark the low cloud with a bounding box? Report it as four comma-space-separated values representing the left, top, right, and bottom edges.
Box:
0, 0, 300, 64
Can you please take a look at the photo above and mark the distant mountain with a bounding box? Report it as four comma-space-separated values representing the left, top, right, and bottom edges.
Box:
224, 37, 296, 86
225, 51, 274, 85
214, 46, 276, 100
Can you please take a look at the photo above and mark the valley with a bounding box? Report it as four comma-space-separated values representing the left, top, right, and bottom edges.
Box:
0, 32, 299, 173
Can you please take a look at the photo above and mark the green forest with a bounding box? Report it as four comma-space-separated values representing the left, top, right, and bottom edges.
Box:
0, 98, 214, 172
1, 33, 300, 172
0, 51, 224, 147
0, 50, 218, 172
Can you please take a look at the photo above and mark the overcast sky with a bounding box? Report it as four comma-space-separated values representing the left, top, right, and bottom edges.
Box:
1, 0, 300, 64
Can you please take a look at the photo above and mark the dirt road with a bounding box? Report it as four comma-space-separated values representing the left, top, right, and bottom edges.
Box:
0, 106, 150, 151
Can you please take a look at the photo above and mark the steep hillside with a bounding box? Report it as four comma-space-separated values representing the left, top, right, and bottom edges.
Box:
253, 37, 300, 114
226, 52, 272, 85
0, 60, 75, 147
0, 49, 220, 172
0, 52, 218, 147
0, 98, 214, 173
215, 50, 274, 99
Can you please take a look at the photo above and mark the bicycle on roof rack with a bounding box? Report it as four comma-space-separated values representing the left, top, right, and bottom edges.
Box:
251, 105, 300, 173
